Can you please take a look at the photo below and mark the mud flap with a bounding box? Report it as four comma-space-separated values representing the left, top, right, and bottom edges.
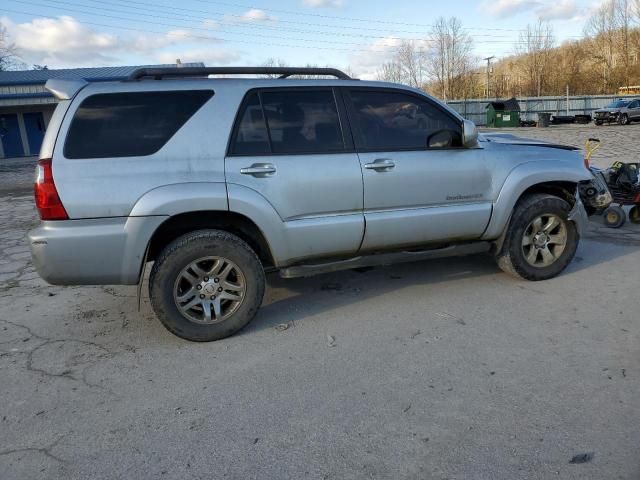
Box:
568, 190, 589, 237
137, 244, 150, 312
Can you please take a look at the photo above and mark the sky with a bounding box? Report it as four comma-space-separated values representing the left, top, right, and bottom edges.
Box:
1, 0, 607, 79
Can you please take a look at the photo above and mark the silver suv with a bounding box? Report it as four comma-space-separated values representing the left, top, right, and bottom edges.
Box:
28, 67, 611, 341
594, 98, 640, 125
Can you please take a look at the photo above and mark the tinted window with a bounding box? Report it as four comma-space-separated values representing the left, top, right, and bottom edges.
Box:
348, 90, 462, 150
65, 90, 213, 159
231, 93, 270, 155
261, 90, 343, 154
606, 100, 630, 108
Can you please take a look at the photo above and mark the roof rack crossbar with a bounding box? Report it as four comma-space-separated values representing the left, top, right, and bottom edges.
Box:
126, 67, 353, 81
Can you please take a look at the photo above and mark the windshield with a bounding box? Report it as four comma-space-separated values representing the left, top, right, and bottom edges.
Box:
606, 100, 630, 108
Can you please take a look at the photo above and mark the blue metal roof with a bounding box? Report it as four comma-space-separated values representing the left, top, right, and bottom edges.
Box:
0, 63, 205, 86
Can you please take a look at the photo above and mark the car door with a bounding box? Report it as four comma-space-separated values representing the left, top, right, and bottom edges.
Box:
629, 100, 640, 120
343, 87, 492, 251
225, 87, 364, 262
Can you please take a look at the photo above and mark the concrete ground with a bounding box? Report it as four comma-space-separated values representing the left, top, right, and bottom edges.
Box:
0, 156, 37, 195
1, 125, 639, 480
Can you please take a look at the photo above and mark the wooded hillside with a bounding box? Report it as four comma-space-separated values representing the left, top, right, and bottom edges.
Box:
376, 0, 640, 99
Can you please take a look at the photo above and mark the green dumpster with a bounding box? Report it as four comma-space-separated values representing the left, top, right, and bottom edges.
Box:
486, 97, 521, 127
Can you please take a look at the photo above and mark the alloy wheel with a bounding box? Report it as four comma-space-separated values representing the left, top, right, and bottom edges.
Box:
521, 214, 568, 267
173, 256, 246, 324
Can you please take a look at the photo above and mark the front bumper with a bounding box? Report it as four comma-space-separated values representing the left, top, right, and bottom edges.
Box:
594, 112, 619, 122
28, 216, 166, 285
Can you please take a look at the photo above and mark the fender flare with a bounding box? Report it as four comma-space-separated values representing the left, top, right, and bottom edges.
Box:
482, 161, 592, 240
131, 182, 289, 268
129, 182, 229, 216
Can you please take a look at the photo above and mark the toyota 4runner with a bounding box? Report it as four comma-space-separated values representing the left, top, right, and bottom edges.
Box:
28, 67, 612, 341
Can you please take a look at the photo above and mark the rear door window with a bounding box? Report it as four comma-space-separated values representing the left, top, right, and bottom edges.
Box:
230, 89, 345, 155
64, 90, 213, 159
230, 92, 270, 155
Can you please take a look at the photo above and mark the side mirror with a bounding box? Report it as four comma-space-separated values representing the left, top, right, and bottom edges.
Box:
462, 119, 479, 148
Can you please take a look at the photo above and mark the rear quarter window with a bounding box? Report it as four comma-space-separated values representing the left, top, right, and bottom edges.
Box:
64, 90, 214, 159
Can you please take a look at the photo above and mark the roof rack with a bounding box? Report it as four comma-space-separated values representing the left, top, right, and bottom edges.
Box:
126, 67, 354, 81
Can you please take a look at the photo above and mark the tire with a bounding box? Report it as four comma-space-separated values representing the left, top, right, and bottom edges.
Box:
149, 230, 265, 342
496, 194, 579, 281
603, 206, 626, 228
629, 206, 640, 224
619, 114, 630, 125
595, 120, 603, 126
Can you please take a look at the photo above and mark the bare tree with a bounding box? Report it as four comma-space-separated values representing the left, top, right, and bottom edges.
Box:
516, 20, 555, 96
614, 0, 634, 87
426, 17, 474, 100
261, 57, 288, 78
374, 41, 425, 87
375, 60, 405, 83
585, 0, 618, 92
396, 41, 423, 88
0, 24, 20, 71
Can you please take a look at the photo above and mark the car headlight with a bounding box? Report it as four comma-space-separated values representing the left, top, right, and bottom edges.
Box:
610, 111, 619, 115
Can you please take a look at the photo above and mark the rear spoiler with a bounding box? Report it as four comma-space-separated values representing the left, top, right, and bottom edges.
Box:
45, 78, 88, 100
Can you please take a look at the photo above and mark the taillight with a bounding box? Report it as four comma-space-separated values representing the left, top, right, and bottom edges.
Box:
34, 158, 68, 220
584, 156, 590, 170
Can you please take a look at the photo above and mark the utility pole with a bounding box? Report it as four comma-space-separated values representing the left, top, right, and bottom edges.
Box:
484, 56, 495, 100
418, 46, 423, 89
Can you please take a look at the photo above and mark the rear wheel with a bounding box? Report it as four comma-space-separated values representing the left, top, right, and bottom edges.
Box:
629, 206, 640, 224
496, 194, 578, 281
149, 230, 265, 341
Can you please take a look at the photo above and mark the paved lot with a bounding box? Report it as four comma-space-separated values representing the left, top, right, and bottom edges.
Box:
1, 126, 640, 479
0, 157, 37, 195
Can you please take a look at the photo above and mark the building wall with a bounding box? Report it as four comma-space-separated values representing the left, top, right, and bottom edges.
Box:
0, 104, 56, 159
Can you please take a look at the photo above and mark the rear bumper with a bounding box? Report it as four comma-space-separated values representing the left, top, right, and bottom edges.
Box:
28, 216, 166, 285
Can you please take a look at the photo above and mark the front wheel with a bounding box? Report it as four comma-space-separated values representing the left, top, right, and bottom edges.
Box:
619, 114, 630, 125
496, 194, 579, 281
149, 230, 265, 341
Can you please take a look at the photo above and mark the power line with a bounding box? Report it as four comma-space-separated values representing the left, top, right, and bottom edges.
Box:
68, 0, 544, 41
195, 0, 526, 31
0, 6, 411, 53
5, 0, 576, 50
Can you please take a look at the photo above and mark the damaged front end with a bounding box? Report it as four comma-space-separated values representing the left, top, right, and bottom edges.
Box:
579, 167, 613, 214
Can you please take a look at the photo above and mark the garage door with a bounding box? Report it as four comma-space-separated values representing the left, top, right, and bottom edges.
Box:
0, 114, 24, 157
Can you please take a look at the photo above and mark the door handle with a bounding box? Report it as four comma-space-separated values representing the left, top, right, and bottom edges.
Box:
240, 163, 276, 177
364, 159, 395, 171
